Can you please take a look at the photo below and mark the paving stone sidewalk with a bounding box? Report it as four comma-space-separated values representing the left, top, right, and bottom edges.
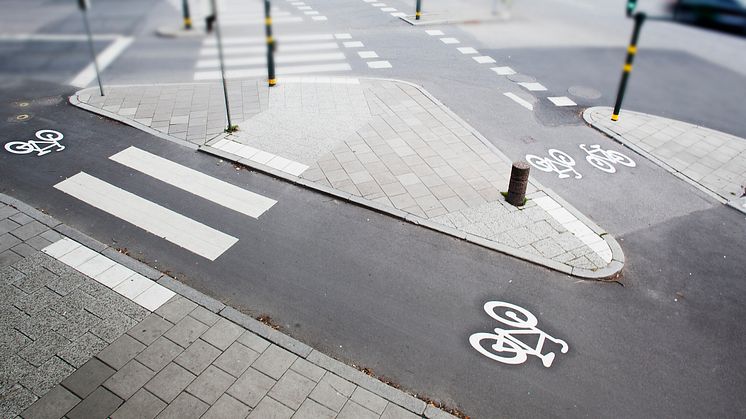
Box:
584, 107, 746, 214
0, 195, 457, 419
72, 78, 623, 278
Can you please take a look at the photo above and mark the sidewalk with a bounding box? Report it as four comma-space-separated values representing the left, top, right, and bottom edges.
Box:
0, 194, 459, 419
71, 78, 623, 279
584, 107, 746, 214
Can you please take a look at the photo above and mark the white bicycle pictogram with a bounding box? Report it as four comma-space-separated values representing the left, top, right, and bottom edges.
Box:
4, 130, 65, 156
525, 149, 582, 179
579, 144, 635, 173
469, 301, 569, 368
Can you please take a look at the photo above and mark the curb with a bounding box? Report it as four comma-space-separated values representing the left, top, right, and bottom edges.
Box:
583, 106, 746, 217
155, 25, 208, 38
0, 192, 456, 418
399, 14, 508, 26
67, 81, 624, 280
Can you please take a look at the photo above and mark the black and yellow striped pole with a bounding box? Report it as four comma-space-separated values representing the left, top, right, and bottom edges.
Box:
182, 0, 192, 30
415, 0, 422, 20
264, 0, 276, 87
611, 12, 645, 121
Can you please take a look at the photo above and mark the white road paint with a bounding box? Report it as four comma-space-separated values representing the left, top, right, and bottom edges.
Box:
457, 47, 478, 54
203, 33, 335, 46
473, 56, 496, 64
194, 62, 352, 80
4, 129, 65, 156
381, 7, 397, 11
358, 51, 379, 58
391, 12, 407, 17
579, 144, 636, 174
425, 30, 444, 36
54, 172, 238, 260
43, 237, 175, 311
343, 41, 364, 48
440, 38, 460, 44
367, 60, 392, 69
0, 33, 120, 42
334, 33, 352, 39
196, 52, 346, 68
491, 66, 516, 75
69, 36, 133, 88
221, 16, 303, 26
517, 82, 548, 91
311, 16, 328, 21
548, 96, 577, 107
503, 92, 533, 111
469, 301, 569, 368
109, 147, 276, 218
200, 42, 340, 56
526, 149, 582, 179
304, 11, 319, 15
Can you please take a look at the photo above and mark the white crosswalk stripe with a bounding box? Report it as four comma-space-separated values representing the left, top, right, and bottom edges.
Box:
54, 149, 279, 260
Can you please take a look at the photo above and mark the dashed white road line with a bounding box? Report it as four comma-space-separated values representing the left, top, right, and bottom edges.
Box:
457, 47, 478, 54
358, 51, 379, 58
425, 30, 444, 36
367, 60, 392, 69
473, 56, 496, 64
491, 66, 516, 75
548, 96, 578, 107
343, 41, 364, 48
504, 92, 534, 111
518, 82, 548, 91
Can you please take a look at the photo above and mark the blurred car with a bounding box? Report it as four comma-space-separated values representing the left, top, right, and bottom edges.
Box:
670, 0, 746, 33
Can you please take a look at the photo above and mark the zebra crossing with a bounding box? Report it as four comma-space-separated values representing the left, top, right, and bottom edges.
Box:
54, 147, 277, 261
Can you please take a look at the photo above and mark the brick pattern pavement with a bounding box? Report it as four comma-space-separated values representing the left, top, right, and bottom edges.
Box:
73, 80, 622, 274
585, 107, 746, 207
0, 198, 457, 418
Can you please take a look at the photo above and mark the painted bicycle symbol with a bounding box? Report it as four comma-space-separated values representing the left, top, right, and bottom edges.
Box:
580, 144, 635, 173
469, 301, 569, 368
525, 149, 582, 179
4, 129, 65, 156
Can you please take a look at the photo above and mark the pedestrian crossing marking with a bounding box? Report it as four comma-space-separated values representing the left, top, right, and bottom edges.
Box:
109, 146, 277, 218
194, 63, 352, 80
200, 42, 340, 56
54, 172, 239, 261
197, 52, 346, 69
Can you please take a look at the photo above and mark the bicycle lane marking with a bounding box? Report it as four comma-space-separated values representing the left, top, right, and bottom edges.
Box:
3, 129, 66, 157
469, 301, 569, 368
526, 145, 636, 179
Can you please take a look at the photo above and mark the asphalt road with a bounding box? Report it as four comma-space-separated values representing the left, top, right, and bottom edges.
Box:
3, 0, 746, 417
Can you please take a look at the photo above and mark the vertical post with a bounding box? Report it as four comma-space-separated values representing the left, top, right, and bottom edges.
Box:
182, 0, 192, 30
507, 161, 530, 206
415, 0, 422, 20
79, 0, 104, 96
264, 0, 276, 87
611, 12, 645, 122
210, 0, 233, 129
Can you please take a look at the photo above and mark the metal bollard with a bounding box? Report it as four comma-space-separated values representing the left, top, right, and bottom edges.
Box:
264, 0, 276, 86
507, 161, 530, 206
416, 0, 422, 20
182, 0, 192, 30
611, 12, 645, 122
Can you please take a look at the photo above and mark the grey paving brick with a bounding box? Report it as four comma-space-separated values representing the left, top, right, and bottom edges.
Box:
289, 358, 325, 383
154, 296, 197, 324
213, 342, 259, 378
246, 396, 293, 419
14, 269, 57, 295
236, 331, 270, 354
174, 339, 221, 375
10, 221, 48, 241
90, 310, 139, 344
136, 336, 184, 372
20, 384, 80, 419
201, 318, 245, 351
57, 332, 108, 368
111, 390, 165, 418
185, 364, 235, 404
0, 266, 23, 285
380, 402, 421, 419
351, 386, 388, 414
45, 269, 87, 297
0, 205, 19, 219
18, 331, 70, 367
201, 394, 251, 419
252, 345, 298, 380
39, 230, 62, 244
0, 249, 23, 267
0, 355, 35, 390
0, 221, 21, 239
96, 334, 147, 370
62, 357, 116, 399
155, 392, 208, 419
66, 386, 122, 419
11, 243, 36, 258
308, 373, 356, 412
104, 359, 156, 399
144, 362, 196, 403
0, 384, 38, 418
292, 398, 336, 419
227, 367, 276, 408
267, 369, 316, 410
53, 309, 100, 341
164, 315, 209, 348
338, 400, 380, 419
127, 314, 173, 345
20, 356, 76, 397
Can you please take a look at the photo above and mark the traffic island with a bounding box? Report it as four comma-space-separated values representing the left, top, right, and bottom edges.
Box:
70, 79, 624, 279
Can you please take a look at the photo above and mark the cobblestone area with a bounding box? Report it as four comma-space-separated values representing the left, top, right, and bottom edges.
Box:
73, 80, 623, 275
0, 197, 457, 418
585, 107, 746, 212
